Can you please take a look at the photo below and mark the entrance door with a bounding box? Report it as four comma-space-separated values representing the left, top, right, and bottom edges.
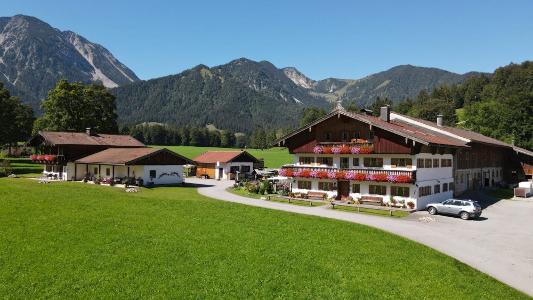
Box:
337, 181, 350, 200
218, 168, 224, 179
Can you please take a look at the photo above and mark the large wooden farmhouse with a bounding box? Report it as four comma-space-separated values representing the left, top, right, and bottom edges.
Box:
28, 128, 192, 185
276, 105, 533, 210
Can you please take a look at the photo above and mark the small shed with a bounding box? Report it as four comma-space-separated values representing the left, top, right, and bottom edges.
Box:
193, 151, 260, 180
73, 147, 193, 185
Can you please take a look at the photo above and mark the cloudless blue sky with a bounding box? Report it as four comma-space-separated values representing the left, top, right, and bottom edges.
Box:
3, 0, 532, 80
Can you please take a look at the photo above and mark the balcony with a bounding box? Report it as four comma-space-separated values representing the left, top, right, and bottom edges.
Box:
279, 165, 415, 184
295, 140, 374, 154
30, 154, 66, 165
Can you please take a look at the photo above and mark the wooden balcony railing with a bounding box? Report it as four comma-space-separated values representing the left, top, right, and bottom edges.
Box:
279, 165, 415, 183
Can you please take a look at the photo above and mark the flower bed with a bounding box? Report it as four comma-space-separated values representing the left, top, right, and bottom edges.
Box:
312, 144, 373, 154
279, 167, 414, 183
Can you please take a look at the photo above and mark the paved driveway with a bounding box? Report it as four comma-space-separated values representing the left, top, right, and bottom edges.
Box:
186, 178, 533, 296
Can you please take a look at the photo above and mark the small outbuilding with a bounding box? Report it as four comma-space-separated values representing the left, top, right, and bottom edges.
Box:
74, 147, 193, 185
193, 151, 259, 180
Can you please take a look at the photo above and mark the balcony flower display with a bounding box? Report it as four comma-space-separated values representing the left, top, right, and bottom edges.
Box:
36, 155, 45, 161
317, 170, 328, 178
350, 146, 360, 154
359, 145, 373, 154
279, 168, 293, 177
354, 173, 366, 181
340, 145, 351, 154
313, 145, 323, 154
327, 170, 337, 179
299, 169, 311, 178
374, 173, 389, 182
44, 155, 56, 162
331, 146, 342, 154
335, 170, 346, 179
395, 175, 412, 183
30, 154, 38, 161
344, 170, 356, 180
309, 169, 319, 178
322, 146, 333, 154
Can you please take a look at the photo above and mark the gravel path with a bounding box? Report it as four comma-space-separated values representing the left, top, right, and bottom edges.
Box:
187, 178, 533, 296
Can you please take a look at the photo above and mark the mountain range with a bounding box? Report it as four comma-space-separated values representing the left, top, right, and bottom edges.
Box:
0, 15, 481, 132
0, 15, 139, 111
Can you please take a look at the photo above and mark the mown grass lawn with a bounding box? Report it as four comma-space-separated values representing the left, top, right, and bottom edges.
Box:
6, 157, 43, 177
0, 179, 528, 299
154, 145, 292, 168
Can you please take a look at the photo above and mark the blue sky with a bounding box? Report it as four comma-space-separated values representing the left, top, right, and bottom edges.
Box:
3, 0, 532, 80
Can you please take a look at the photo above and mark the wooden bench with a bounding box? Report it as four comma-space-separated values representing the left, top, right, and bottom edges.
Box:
272, 195, 326, 206
330, 201, 412, 216
360, 196, 383, 206
307, 191, 327, 200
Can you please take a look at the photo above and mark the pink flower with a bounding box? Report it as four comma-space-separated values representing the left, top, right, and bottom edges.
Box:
327, 170, 337, 179
313, 146, 323, 154
331, 146, 342, 154
278, 168, 287, 176
387, 175, 397, 182
344, 170, 356, 180
350, 147, 361, 154
365, 174, 375, 181
310, 170, 319, 178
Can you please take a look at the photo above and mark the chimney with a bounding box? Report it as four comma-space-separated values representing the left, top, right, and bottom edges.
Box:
380, 106, 390, 122
86, 127, 96, 136
436, 115, 443, 127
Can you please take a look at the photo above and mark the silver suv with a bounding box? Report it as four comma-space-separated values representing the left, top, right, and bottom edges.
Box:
426, 199, 482, 220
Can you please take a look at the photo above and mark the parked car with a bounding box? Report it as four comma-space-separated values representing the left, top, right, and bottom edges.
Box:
426, 199, 482, 220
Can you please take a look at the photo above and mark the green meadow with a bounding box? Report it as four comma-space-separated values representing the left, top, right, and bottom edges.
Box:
0, 178, 527, 299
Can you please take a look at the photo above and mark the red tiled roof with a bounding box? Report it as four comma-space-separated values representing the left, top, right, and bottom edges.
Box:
193, 151, 255, 164
34, 131, 145, 147
75, 147, 192, 165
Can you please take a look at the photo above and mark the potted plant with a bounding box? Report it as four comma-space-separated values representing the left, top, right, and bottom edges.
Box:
407, 201, 415, 209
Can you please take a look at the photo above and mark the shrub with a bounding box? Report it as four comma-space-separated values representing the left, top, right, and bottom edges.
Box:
407, 201, 415, 209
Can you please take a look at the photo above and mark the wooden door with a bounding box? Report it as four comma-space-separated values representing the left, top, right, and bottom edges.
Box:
337, 180, 350, 200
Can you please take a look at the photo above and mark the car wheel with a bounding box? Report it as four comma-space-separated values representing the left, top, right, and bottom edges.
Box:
460, 211, 470, 220
428, 207, 437, 215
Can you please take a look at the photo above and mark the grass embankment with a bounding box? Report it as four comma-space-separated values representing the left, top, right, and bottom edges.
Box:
154, 145, 292, 168
0, 179, 527, 299
226, 187, 327, 207
5, 157, 42, 177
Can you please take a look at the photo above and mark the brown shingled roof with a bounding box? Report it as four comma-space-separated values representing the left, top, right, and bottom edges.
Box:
193, 151, 258, 164
31, 131, 145, 147
75, 148, 192, 165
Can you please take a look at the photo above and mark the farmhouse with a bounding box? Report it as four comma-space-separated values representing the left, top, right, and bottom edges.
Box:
276, 104, 533, 210
193, 151, 259, 180
28, 129, 192, 185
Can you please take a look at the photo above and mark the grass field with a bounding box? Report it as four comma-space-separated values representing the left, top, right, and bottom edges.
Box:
153, 145, 292, 168
0, 178, 527, 299
226, 187, 327, 207
5, 157, 43, 177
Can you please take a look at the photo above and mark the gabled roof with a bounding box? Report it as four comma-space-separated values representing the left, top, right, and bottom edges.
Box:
75, 147, 193, 165
193, 151, 259, 164
28, 131, 145, 147
275, 109, 467, 148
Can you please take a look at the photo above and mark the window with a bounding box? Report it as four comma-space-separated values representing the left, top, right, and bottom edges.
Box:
441, 159, 452, 167
298, 181, 311, 189
391, 186, 410, 197
391, 158, 413, 168
425, 159, 432, 168
299, 156, 314, 164
149, 170, 156, 178
230, 166, 240, 173
352, 157, 359, 167
341, 131, 349, 141
324, 132, 331, 141
433, 159, 440, 168
419, 186, 432, 197
340, 157, 349, 169
241, 166, 251, 173
443, 183, 448, 192
318, 157, 333, 166
364, 157, 383, 168
434, 184, 440, 194
460, 174, 464, 184
318, 181, 336, 191
417, 159, 424, 168
352, 183, 360, 193
94, 167, 98, 175
369, 185, 387, 195
106, 168, 111, 176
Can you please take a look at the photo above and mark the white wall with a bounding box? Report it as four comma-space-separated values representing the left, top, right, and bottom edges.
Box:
143, 165, 184, 185
215, 162, 254, 180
